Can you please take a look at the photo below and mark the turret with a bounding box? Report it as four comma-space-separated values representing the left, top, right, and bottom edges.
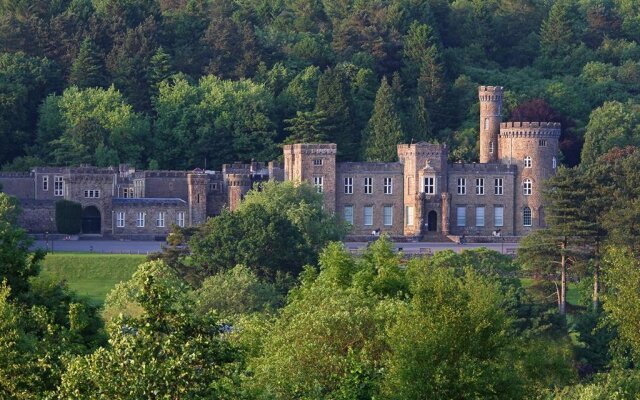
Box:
478, 86, 503, 163
226, 173, 251, 211
188, 172, 207, 226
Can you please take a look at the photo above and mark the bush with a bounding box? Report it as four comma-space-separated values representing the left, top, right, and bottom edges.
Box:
55, 200, 81, 234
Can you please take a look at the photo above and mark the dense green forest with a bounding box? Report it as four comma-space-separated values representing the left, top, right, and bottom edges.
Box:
1, 0, 640, 170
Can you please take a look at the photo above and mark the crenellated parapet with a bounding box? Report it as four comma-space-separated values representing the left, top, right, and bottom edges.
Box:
499, 122, 561, 138
478, 85, 504, 102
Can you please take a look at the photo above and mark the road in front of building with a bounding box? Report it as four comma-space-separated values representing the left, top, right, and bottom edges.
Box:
33, 239, 518, 256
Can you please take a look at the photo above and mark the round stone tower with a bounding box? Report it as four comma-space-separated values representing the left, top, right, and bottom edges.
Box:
479, 86, 504, 163
498, 121, 561, 235
226, 173, 251, 211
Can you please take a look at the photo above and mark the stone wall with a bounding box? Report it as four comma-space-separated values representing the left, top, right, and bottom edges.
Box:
112, 200, 188, 238
18, 200, 56, 233
0, 172, 35, 199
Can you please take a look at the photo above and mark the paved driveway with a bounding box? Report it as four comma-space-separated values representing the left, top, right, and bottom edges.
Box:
34, 239, 517, 255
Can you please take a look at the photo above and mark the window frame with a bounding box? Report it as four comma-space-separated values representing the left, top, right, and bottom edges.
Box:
42, 176, 48, 191
54, 176, 64, 197
177, 212, 185, 228
116, 212, 125, 228
136, 212, 145, 228
363, 206, 373, 226
313, 158, 323, 166
456, 206, 466, 227
383, 177, 393, 195
457, 178, 466, 195
344, 177, 353, 194
364, 177, 372, 194
156, 212, 165, 228
524, 156, 532, 168
494, 206, 504, 227
475, 178, 485, 195
405, 206, 414, 226
343, 205, 354, 225
523, 179, 532, 196
523, 207, 532, 227
475, 206, 485, 227
494, 178, 503, 195
383, 206, 393, 226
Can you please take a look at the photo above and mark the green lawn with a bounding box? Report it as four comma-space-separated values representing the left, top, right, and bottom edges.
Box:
37, 253, 146, 303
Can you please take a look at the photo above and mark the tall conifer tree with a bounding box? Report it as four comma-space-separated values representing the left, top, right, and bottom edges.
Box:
363, 77, 404, 162
69, 38, 106, 89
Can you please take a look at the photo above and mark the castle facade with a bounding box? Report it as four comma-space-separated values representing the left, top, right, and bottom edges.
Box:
0, 86, 559, 239
284, 86, 560, 237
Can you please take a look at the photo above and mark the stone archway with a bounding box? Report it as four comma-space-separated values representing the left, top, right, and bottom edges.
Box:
82, 206, 101, 234
427, 210, 438, 232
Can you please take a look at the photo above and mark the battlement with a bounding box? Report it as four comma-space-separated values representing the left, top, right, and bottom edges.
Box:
397, 142, 447, 157
478, 86, 504, 93
337, 162, 403, 174
283, 143, 337, 156
0, 171, 32, 178
143, 171, 189, 178
226, 173, 252, 186
449, 163, 517, 173
499, 121, 561, 138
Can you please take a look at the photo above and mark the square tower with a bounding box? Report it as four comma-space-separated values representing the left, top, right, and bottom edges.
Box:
283, 143, 337, 213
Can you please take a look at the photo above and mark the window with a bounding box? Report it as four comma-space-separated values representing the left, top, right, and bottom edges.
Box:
156, 212, 165, 228
84, 190, 100, 198
344, 177, 353, 194
523, 207, 532, 226
523, 179, 532, 196
54, 176, 64, 196
384, 177, 393, 194
122, 188, 130, 198
475, 178, 484, 195
539, 139, 547, 147
344, 206, 354, 225
364, 206, 373, 226
456, 207, 466, 227
457, 178, 466, 195
408, 177, 414, 195
494, 206, 504, 227
552, 157, 557, 169
406, 206, 414, 226
209, 183, 218, 191
476, 206, 485, 227
134, 179, 144, 197
364, 177, 372, 194
313, 158, 323, 166
484, 117, 489, 130
116, 212, 125, 228
494, 178, 503, 195
384, 206, 393, 226
314, 176, 323, 193
42, 176, 48, 191
489, 141, 494, 154
423, 176, 435, 194
177, 212, 185, 228
136, 212, 145, 228
524, 156, 532, 168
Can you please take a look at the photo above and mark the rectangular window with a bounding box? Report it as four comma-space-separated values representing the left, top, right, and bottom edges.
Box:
456, 206, 466, 227
384, 177, 393, 194
313, 158, 323, 166
84, 190, 100, 198
364, 177, 372, 194
423, 176, 435, 194
344, 177, 353, 194
476, 206, 485, 227
494, 178, 503, 195
177, 212, 185, 228
383, 206, 393, 226
538, 139, 547, 147
136, 212, 145, 228
156, 212, 165, 228
489, 141, 494, 154
344, 206, 354, 225
406, 206, 414, 226
42, 176, 48, 191
475, 178, 484, 195
314, 176, 323, 193
494, 206, 504, 227
116, 212, 125, 228
457, 178, 466, 195
364, 206, 373, 226
54, 176, 64, 196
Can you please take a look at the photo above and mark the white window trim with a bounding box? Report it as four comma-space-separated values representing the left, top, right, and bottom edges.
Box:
383, 206, 393, 226
314, 176, 323, 193
406, 206, 414, 226
456, 206, 466, 227
364, 177, 372, 194
457, 178, 466, 195
424, 176, 435, 195
476, 206, 485, 227
523, 179, 532, 196
136, 212, 146, 228
363, 206, 373, 226
156, 212, 165, 228
524, 156, 532, 168
116, 212, 125, 228
54, 176, 64, 196
344, 206, 354, 225
523, 207, 532, 227
494, 178, 503, 195
475, 178, 484, 195
177, 212, 185, 228
384, 177, 393, 195
344, 177, 353, 194
494, 206, 504, 227
42, 176, 48, 191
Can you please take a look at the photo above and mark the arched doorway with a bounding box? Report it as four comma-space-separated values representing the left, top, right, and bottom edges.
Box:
82, 206, 101, 234
427, 210, 437, 232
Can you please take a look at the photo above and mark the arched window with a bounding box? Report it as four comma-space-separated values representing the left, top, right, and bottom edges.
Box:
523, 207, 532, 227
523, 179, 532, 196
552, 157, 557, 169
484, 118, 489, 130
524, 156, 532, 168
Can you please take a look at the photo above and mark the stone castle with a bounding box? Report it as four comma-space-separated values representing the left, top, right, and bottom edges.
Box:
1, 86, 559, 239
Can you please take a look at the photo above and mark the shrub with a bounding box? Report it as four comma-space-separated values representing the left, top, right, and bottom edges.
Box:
55, 200, 81, 234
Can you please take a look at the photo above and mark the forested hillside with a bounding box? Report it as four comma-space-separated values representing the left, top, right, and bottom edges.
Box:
1, 0, 639, 170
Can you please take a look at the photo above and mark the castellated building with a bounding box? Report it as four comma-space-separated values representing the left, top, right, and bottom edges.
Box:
0, 86, 559, 239
283, 85, 560, 238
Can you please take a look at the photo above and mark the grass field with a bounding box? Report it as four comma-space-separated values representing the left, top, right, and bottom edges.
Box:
37, 253, 146, 303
